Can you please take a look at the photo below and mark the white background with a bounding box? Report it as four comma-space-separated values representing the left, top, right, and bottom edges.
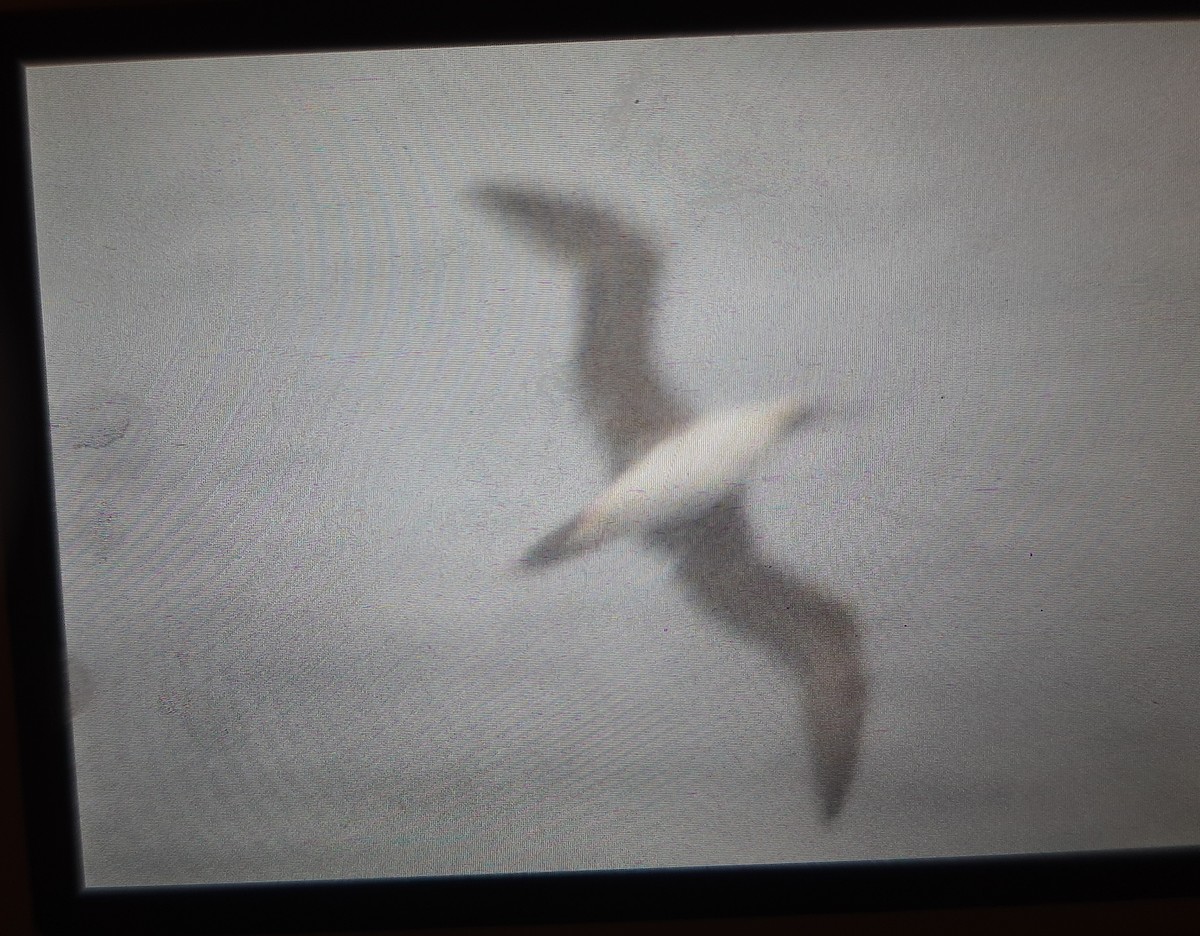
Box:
26, 23, 1200, 886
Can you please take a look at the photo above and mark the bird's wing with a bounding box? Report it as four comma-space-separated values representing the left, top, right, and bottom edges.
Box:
651, 494, 868, 819
470, 183, 693, 472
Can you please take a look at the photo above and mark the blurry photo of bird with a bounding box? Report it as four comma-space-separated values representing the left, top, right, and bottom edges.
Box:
471, 182, 867, 820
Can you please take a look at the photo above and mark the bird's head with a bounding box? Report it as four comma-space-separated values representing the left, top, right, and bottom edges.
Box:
767, 396, 816, 438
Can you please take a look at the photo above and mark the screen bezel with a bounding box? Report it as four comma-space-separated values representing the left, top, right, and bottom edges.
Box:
3, 5, 1198, 933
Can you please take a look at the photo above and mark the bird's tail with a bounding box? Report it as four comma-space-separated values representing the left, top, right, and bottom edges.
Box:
518, 509, 605, 570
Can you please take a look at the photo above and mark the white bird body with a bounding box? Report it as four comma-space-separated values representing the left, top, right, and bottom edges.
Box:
522, 397, 808, 567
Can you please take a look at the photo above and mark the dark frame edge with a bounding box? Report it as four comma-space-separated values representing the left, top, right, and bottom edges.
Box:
1, 32, 87, 936
5, 4, 1196, 67
63, 846, 1200, 934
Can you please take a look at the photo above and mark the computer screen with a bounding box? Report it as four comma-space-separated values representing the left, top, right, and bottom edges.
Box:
8, 10, 1200, 928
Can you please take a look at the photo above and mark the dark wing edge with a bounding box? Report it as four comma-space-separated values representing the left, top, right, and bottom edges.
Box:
654, 493, 868, 820
468, 182, 693, 472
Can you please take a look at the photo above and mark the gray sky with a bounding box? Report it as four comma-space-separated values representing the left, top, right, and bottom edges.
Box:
25, 23, 1200, 886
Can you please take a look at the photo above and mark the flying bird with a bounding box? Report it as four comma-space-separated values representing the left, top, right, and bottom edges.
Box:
471, 182, 867, 820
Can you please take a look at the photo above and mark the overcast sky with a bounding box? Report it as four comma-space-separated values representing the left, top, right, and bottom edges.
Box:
25, 22, 1200, 887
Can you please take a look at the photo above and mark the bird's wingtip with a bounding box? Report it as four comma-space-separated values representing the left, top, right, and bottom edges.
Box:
465, 180, 545, 215
818, 787, 849, 824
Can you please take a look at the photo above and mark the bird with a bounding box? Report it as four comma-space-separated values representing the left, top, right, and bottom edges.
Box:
471, 181, 866, 820
520, 397, 813, 568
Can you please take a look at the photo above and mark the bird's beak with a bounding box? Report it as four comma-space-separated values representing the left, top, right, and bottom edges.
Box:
774, 398, 813, 436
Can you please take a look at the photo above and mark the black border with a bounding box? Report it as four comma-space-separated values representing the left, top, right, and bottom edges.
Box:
50, 847, 1200, 934
3, 5, 1199, 934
